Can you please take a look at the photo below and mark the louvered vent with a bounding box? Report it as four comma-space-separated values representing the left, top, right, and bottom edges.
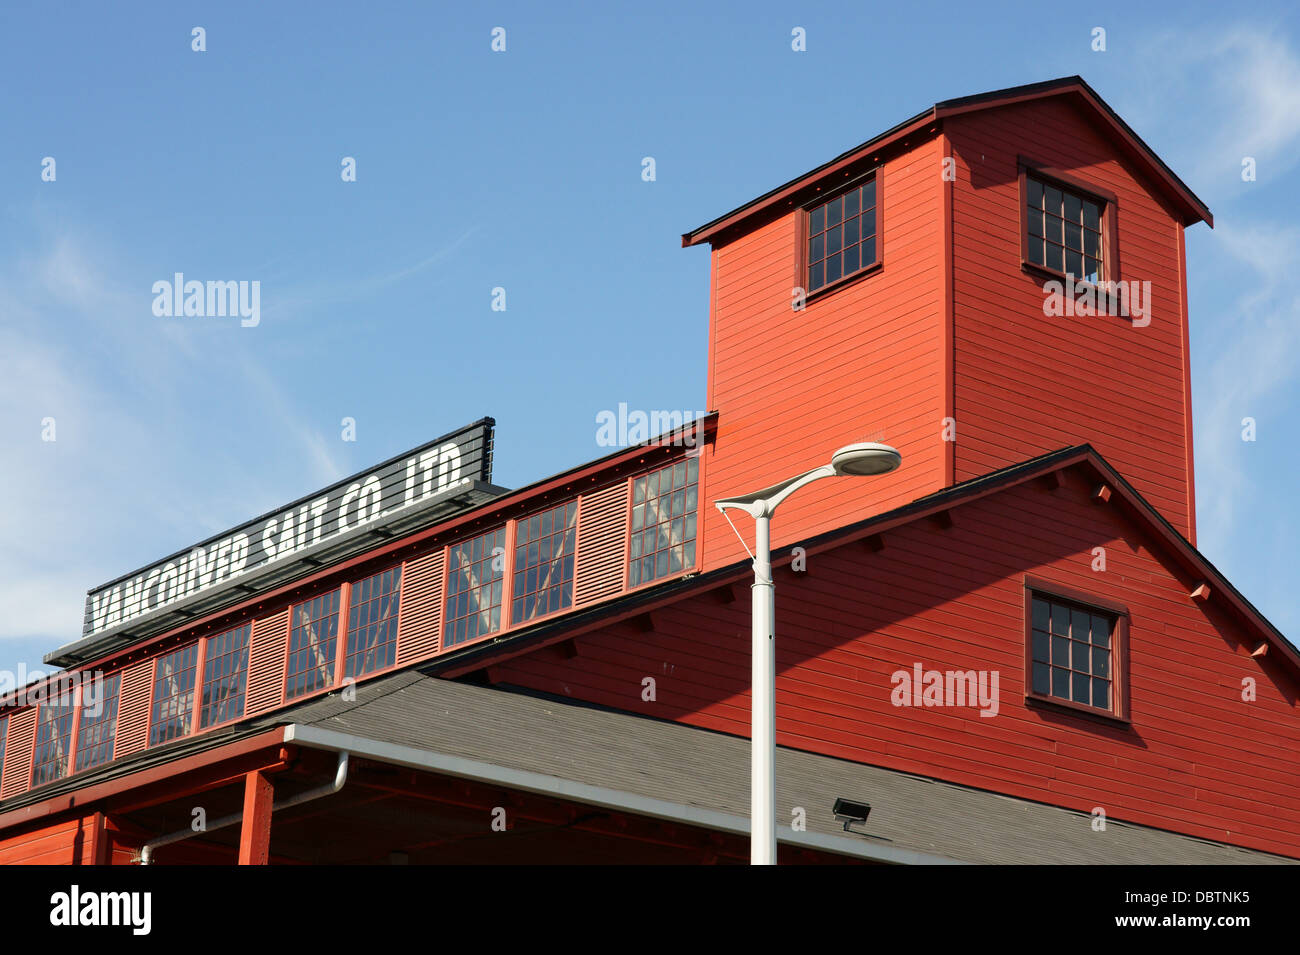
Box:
574, 482, 630, 605
396, 550, 445, 666
245, 609, 289, 716
113, 659, 155, 759
0, 709, 36, 798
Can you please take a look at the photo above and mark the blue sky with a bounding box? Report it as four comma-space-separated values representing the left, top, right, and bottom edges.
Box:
1, 1, 1296, 678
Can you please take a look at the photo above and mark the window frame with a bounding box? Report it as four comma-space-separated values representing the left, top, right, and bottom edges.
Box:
30, 691, 77, 787
282, 587, 345, 702
199, 622, 252, 730
343, 565, 403, 680
73, 670, 123, 772
797, 167, 883, 302
443, 526, 509, 649
624, 455, 702, 592
511, 500, 579, 626
148, 642, 201, 747
1022, 576, 1130, 724
1018, 157, 1121, 292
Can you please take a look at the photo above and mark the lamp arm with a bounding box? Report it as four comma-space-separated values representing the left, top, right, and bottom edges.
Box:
715, 464, 837, 520
761, 464, 836, 514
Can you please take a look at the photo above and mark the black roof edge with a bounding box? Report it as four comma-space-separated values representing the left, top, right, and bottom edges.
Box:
683, 75, 1212, 244
422, 446, 1096, 675
25, 413, 718, 682
426, 442, 1294, 672
945, 74, 1211, 227
681, 103, 935, 245
84, 417, 499, 596
0, 717, 274, 816
6, 449, 1290, 820
1082, 447, 1295, 656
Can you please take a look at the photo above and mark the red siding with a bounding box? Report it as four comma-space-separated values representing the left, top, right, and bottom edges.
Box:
491, 471, 1300, 857
700, 135, 948, 573
946, 98, 1194, 536
0, 815, 99, 865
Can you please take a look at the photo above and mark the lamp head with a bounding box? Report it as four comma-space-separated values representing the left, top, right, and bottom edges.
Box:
830, 442, 902, 477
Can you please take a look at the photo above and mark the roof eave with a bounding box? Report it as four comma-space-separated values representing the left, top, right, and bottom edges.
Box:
682, 76, 1213, 248
438, 444, 1297, 681
680, 107, 938, 248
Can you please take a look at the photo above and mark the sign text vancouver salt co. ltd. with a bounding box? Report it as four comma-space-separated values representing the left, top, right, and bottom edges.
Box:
82, 420, 494, 638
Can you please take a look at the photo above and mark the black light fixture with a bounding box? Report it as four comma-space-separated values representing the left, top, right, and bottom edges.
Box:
832, 798, 872, 833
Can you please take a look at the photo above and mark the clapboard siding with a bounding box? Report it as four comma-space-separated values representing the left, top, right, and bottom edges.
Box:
702, 134, 948, 575
946, 99, 1193, 537
491, 473, 1300, 857
0, 816, 97, 865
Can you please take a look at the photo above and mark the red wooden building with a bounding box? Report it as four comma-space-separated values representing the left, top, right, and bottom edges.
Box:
1, 76, 1295, 865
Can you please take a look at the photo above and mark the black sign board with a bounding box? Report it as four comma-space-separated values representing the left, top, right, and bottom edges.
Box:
79, 419, 495, 641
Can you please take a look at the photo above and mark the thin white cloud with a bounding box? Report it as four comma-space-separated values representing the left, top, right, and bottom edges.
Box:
255, 227, 479, 325
1195, 222, 1300, 551
0, 223, 349, 644
1127, 25, 1300, 193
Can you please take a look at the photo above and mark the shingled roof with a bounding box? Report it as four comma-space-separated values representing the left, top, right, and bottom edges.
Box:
267, 669, 1294, 865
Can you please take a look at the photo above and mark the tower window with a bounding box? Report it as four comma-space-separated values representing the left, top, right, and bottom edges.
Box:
805, 174, 880, 295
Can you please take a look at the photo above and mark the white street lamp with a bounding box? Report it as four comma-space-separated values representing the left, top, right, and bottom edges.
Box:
715, 442, 901, 865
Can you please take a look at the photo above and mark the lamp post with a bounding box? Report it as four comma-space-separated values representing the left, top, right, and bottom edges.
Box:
715, 442, 901, 865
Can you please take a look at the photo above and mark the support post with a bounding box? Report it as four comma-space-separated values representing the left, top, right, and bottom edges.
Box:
238, 770, 274, 865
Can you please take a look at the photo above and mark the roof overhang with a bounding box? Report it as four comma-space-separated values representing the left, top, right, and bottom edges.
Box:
682, 76, 1212, 249
46, 480, 509, 669
284, 723, 960, 864
439, 445, 1297, 681
23, 413, 718, 692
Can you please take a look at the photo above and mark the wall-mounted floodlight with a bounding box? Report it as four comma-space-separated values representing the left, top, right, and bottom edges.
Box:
832, 797, 873, 833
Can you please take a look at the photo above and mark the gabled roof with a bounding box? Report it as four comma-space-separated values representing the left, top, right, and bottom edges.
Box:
206, 671, 1300, 863
274, 672, 1294, 863
428, 444, 1297, 680
682, 76, 1213, 249
3, 447, 1290, 858
7, 668, 1291, 861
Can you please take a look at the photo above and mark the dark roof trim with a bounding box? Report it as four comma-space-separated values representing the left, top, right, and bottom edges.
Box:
0, 727, 286, 828
931, 76, 1212, 227
680, 108, 937, 248
437, 444, 1296, 679
682, 76, 1212, 249
6, 442, 1286, 816
12, 414, 719, 701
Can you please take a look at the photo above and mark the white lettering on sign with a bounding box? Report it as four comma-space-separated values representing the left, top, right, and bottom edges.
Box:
86, 435, 482, 635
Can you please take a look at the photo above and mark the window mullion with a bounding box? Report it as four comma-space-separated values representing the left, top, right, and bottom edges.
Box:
334, 582, 353, 689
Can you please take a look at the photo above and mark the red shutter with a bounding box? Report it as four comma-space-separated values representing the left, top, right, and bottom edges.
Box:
396, 550, 445, 666
574, 482, 630, 606
0, 710, 36, 798
113, 659, 154, 758
245, 609, 290, 716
